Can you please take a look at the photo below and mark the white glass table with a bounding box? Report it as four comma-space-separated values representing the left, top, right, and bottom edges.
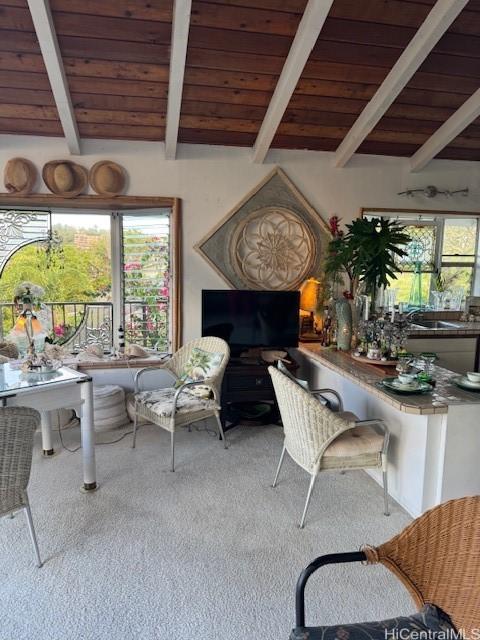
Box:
0, 363, 96, 491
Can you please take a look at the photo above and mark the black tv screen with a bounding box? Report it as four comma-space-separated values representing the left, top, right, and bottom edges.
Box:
202, 290, 300, 351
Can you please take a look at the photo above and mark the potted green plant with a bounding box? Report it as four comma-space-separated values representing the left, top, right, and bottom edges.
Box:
326, 216, 409, 312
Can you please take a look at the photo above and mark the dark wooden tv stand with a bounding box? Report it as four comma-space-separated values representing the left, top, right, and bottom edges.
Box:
220, 353, 299, 430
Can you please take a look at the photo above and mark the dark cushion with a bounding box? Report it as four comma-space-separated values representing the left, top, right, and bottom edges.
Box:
290, 604, 455, 640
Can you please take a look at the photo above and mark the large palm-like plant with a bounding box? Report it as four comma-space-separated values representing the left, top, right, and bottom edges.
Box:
326, 217, 409, 306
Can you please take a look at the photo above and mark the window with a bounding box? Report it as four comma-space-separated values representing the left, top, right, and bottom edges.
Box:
362, 209, 479, 308
0, 205, 179, 352
441, 218, 477, 294
121, 212, 171, 350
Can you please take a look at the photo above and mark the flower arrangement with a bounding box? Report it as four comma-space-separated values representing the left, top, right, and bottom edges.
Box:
13, 281, 45, 306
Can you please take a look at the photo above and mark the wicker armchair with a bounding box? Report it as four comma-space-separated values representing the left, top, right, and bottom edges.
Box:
132, 337, 230, 471
292, 496, 480, 639
269, 366, 389, 528
0, 407, 42, 568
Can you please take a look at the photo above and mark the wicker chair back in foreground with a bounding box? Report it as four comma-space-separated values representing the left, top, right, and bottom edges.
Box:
0, 406, 42, 567
364, 495, 480, 638
132, 337, 230, 471
269, 366, 389, 528
292, 496, 480, 640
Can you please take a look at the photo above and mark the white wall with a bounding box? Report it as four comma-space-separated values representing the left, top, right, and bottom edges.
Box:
1, 134, 479, 341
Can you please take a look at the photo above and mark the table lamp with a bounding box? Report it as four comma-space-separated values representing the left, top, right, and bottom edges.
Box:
12, 297, 44, 358
300, 277, 321, 340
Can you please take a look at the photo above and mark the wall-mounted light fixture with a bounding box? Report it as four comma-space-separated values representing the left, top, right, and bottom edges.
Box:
397, 185, 468, 198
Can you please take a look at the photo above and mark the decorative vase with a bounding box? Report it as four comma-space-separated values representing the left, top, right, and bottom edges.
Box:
349, 298, 358, 350
335, 298, 352, 351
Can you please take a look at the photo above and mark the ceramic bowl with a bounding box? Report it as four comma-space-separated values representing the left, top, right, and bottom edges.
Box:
466, 371, 480, 383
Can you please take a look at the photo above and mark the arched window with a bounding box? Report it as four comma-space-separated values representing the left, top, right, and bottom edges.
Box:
0, 207, 177, 353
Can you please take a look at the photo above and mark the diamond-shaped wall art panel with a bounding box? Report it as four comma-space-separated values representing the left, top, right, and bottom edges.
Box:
194, 168, 331, 290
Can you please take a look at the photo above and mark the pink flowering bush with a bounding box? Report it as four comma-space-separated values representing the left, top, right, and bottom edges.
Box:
53, 324, 65, 337
123, 242, 170, 348
124, 262, 141, 272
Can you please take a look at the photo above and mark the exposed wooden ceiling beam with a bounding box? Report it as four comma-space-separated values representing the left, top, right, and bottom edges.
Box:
333, 0, 469, 168
27, 0, 81, 155
165, 0, 192, 160
251, 0, 334, 164
410, 89, 480, 171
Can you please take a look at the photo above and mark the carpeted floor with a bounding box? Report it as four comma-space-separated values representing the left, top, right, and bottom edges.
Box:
0, 421, 413, 640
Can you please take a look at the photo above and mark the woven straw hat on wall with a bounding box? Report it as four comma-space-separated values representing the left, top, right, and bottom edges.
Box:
89, 160, 126, 197
42, 160, 88, 198
4, 158, 37, 195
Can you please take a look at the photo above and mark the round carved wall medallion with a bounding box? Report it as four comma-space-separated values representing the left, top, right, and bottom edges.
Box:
230, 206, 316, 290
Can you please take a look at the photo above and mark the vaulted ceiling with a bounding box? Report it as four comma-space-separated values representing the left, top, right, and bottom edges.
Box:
0, 0, 479, 166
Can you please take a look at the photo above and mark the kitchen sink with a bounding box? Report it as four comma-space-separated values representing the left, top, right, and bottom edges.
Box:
410, 320, 462, 329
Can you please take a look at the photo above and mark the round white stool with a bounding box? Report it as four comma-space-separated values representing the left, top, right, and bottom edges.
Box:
93, 385, 129, 432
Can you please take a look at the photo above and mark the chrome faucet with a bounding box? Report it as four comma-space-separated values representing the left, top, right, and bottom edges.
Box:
405, 309, 423, 323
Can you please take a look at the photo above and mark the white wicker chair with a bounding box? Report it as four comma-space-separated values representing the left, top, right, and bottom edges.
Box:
0, 407, 42, 567
269, 366, 390, 528
132, 337, 230, 471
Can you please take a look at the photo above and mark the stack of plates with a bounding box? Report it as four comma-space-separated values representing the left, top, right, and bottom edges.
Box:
452, 376, 480, 392
381, 377, 433, 395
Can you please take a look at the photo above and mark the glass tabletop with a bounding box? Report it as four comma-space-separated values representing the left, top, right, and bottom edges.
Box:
0, 363, 87, 395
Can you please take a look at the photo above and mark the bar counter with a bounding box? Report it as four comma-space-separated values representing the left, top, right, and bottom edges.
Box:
295, 344, 480, 518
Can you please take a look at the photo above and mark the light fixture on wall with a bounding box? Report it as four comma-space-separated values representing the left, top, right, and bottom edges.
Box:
397, 185, 468, 198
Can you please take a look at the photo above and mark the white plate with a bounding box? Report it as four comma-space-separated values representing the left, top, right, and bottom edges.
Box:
457, 376, 480, 389
391, 379, 420, 391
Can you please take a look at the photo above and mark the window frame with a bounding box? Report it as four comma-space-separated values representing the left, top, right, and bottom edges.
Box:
0, 195, 182, 352
361, 208, 480, 300
114, 209, 177, 352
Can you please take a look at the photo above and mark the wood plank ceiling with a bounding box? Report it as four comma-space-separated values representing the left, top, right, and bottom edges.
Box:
0, 0, 479, 162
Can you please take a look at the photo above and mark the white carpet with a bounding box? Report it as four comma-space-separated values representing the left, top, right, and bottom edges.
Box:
0, 421, 413, 640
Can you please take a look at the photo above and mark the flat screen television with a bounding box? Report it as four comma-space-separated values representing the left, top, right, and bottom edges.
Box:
202, 289, 300, 354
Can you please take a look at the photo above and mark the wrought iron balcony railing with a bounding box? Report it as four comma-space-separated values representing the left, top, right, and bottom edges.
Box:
0, 300, 168, 352
0, 301, 113, 353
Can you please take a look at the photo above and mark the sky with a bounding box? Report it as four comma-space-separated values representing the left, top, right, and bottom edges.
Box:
52, 213, 111, 230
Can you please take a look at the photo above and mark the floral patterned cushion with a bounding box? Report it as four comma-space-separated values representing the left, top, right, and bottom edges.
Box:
290, 605, 455, 640
175, 347, 224, 398
135, 387, 219, 418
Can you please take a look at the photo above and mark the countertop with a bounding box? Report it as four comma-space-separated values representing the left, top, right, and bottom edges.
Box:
298, 343, 480, 415
408, 320, 480, 337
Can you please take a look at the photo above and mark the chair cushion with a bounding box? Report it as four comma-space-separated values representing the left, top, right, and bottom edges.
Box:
290, 604, 455, 640
126, 392, 150, 425
175, 347, 224, 398
321, 424, 384, 470
135, 387, 219, 419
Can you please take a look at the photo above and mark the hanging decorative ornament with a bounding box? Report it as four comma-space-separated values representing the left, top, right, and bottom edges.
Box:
36, 228, 64, 270
407, 240, 424, 309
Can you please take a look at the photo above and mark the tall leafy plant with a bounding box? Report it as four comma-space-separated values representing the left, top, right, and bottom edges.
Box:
326, 217, 409, 306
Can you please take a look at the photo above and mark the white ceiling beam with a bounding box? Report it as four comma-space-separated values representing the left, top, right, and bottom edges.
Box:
27, 0, 81, 155
252, 0, 334, 164
164, 0, 192, 160
410, 88, 480, 171
333, 0, 469, 168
